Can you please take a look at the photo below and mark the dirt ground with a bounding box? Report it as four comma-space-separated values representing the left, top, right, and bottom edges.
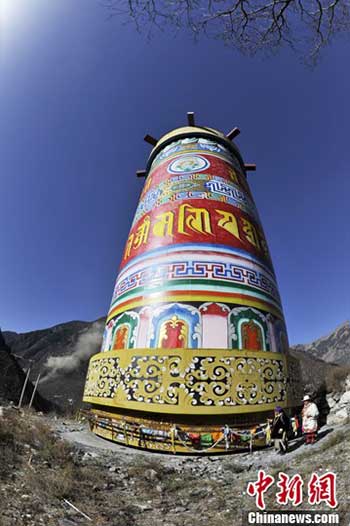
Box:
1, 410, 349, 526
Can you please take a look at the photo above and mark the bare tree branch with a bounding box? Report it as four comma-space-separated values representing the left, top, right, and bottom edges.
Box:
102, 0, 350, 63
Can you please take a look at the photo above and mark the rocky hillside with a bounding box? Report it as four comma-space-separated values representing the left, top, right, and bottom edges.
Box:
3, 319, 105, 410
292, 321, 350, 365
0, 330, 53, 411
289, 347, 341, 398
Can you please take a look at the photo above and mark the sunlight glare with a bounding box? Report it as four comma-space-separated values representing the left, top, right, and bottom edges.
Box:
0, 0, 28, 34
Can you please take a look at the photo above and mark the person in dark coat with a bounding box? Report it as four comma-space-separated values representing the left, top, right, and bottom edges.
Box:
271, 406, 290, 454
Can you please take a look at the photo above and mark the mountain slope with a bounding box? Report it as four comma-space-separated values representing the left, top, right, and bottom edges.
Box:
3, 319, 105, 409
292, 321, 350, 365
0, 330, 53, 411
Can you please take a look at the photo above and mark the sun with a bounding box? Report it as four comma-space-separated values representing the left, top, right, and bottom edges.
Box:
0, 0, 22, 26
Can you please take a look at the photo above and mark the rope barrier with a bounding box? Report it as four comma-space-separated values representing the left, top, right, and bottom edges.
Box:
83, 409, 283, 453
176, 434, 225, 453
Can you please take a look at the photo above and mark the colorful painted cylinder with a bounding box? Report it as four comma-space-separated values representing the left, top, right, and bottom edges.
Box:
83, 125, 301, 453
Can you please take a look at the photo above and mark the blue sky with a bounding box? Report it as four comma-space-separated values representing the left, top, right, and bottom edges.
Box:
1, 0, 349, 344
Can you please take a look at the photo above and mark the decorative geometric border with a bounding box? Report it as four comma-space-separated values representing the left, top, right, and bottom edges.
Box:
83, 348, 294, 415
119, 243, 276, 279
112, 258, 281, 306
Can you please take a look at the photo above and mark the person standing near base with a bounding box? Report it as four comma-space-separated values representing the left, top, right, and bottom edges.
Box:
271, 406, 290, 454
302, 395, 319, 445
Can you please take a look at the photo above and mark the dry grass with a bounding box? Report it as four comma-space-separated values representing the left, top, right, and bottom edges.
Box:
0, 408, 72, 475
0, 408, 112, 525
0, 427, 18, 478
26, 464, 77, 499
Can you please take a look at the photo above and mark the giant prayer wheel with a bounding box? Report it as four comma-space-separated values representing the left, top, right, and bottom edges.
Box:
83, 119, 301, 453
